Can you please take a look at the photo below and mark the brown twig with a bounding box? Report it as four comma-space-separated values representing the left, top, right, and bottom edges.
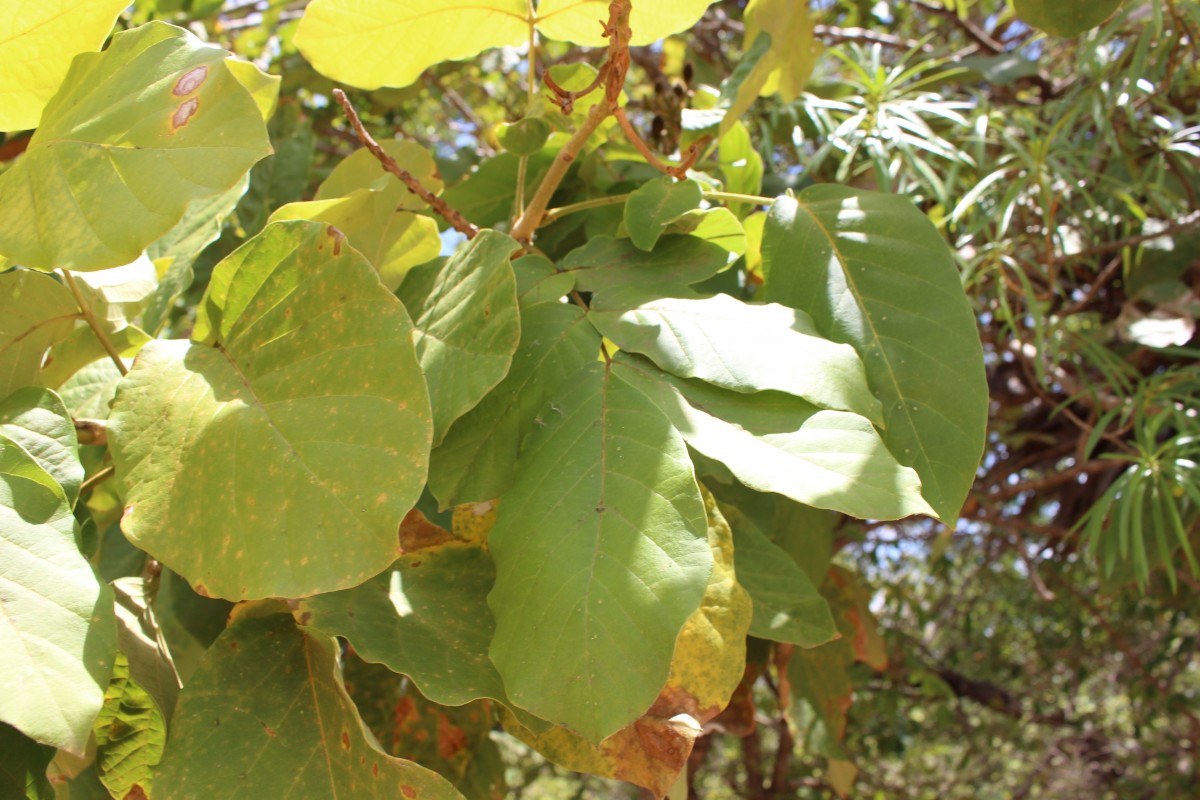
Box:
1053, 210, 1200, 264
331, 88, 479, 240
61, 270, 128, 377
910, 0, 1004, 53
79, 465, 115, 497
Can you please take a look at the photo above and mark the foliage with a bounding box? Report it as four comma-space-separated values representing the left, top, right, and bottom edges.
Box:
0, 0, 1196, 798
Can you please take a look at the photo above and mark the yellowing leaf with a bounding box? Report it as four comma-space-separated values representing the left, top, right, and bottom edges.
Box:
745, 0, 823, 102
0, 0, 128, 131
295, 0, 530, 90
224, 58, 281, 121
537, 0, 717, 46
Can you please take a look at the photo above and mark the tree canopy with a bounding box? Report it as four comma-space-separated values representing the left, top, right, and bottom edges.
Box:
0, 1, 1197, 798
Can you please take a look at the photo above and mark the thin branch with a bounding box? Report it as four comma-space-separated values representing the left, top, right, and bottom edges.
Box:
80, 465, 115, 497
910, 0, 1004, 53
61, 270, 128, 377
331, 89, 480, 240
1053, 210, 1200, 264
814, 24, 932, 52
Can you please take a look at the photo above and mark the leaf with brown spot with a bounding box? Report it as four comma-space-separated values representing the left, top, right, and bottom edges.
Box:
399, 509, 456, 553
154, 614, 463, 799
450, 501, 497, 546
826, 566, 888, 671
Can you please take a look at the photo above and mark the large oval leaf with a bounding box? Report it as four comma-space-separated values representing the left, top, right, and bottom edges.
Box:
0, 396, 115, 755
487, 361, 712, 743
762, 187, 986, 522
0, 0, 128, 132
155, 614, 463, 799
109, 221, 432, 600
0, 22, 271, 271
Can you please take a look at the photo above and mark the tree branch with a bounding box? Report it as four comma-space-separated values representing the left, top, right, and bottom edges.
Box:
331, 89, 480, 240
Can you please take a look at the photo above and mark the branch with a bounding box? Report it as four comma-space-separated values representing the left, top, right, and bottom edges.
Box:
910, 0, 1004, 53
1053, 210, 1200, 264
813, 24, 932, 52
331, 89, 480, 240
61, 270, 128, 377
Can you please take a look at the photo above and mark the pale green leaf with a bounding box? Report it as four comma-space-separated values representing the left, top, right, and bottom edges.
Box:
56, 360, 123, 420
488, 361, 712, 743
155, 614, 464, 799
664, 208, 748, 260
762, 187, 987, 522
588, 294, 885, 423
1014, 0, 1125, 36
295, 0, 530, 90
716, 122, 764, 216
0, 270, 78, 398
93, 653, 165, 800
224, 57, 281, 121
624, 177, 704, 251
615, 354, 934, 520
428, 302, 600, 508
0, 22, 272, 271
399, 231, 521, 444
316, 140, 443, 212
0, 0, 128, 132
109, 221, 432, 600
0, 425, 116, 754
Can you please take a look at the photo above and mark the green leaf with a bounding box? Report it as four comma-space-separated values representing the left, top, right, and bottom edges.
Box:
302, 544, 512, 708
0, 270, 79, 398
110, 578, 182, 725
441, 147, 559, 229
487, 361, 712, 743
588, 294, 884, 423
93, 652, 165, 800
513, 254, 576, 306
0, 387, 84, 506
624, 178, 704, 251
58, 360, 124, 420
0, 723, 55, 800
155, 614, 465, 799
143, 173, 251, 334
681, 31, 774, 141
0, 22, 272, 271
762, 187, 987, 522
428, 302, 600, 508
109, 221, 432, 600
0, 426, 116, 754
614, 354, 934, 520
562, 234, 731, 307
0, 0, 128, 132
663, 208, 748, 259
1013, 0, 1125, 36
536, 0, 717, 46
716, 501, 836, 647
498, 117, 552, 157
717, 122, 764, 216
398, 231, 521, 444
316, 140, 443, 212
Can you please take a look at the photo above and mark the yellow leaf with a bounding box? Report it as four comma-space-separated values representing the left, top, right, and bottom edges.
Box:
451, 500, 498, 546
536, 0, 718, 46
744, 0, 824, 102
224, 58, 281, 122
500, 487, 751, 797
295, 0, 530, 90
0, 0, 128, 131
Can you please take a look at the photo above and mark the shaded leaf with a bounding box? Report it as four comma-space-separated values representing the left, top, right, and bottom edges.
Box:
0, 22, 272, 271
0, 722, 55, 800
109, 220, 432, 600
512, 254, 575, 306
623, 178, 703, 251
762, 187, 987, 522
399, 231, 521, 444
155, 614, 464, 799
487, 361, 712, 742
0, 387, 84, 505
428, 302, 599, 507
561, 234, 730, 307
1014, 0, 1125, 36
